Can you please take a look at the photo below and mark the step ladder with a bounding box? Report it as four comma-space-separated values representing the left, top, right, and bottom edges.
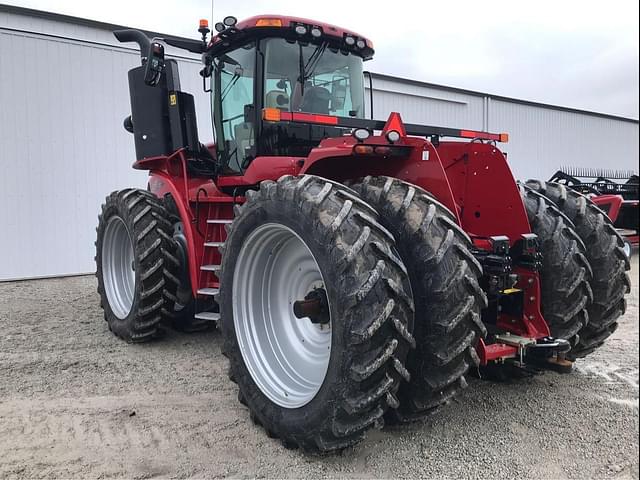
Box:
194, 218, 232, 323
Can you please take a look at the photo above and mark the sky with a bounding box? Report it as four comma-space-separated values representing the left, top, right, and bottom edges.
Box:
6, 0, 640, 118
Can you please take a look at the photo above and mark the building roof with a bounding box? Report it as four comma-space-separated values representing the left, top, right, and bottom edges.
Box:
1, 3, 638, 124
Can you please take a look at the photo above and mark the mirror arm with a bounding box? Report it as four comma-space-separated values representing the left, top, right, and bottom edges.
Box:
143, 42, 166, 86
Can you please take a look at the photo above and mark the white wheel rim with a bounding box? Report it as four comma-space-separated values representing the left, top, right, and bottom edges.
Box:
232, 223, 332, 408
102, 216, 136, 319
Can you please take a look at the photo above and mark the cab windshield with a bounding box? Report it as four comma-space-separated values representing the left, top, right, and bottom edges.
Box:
263, 37, 365, 118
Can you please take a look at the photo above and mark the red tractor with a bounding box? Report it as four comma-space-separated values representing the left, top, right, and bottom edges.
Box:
96, 15, 631, 451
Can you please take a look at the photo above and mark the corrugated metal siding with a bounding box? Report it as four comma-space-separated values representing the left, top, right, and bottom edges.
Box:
0, 28, 211, 281
1, 9, 638, 280
489, 99, 639, 180
1, 9, 114, 44
366, 76, 486, 129
365, 80, 639, 181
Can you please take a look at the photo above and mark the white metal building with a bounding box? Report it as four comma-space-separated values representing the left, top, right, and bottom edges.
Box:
1, 4, 638, 281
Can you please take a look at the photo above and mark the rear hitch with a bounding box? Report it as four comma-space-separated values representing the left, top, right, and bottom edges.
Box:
525, 337, 573, 374
488, 334, 573, 374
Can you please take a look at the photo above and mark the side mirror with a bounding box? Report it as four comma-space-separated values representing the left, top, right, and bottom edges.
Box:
144, 42, 165, 86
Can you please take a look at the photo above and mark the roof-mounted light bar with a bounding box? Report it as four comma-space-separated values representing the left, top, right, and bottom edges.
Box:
209, 16, 375, 59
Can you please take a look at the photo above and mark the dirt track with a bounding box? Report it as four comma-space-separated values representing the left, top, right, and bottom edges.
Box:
0, 255, 638, 479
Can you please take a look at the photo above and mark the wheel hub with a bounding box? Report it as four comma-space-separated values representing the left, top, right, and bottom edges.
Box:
293, 287, 330, 325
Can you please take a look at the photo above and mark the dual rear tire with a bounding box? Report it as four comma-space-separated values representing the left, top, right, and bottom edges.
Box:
520, 185, 593, 347
220, 175, 486, 451
524, 180, 631, 358
351, 177, 487, 422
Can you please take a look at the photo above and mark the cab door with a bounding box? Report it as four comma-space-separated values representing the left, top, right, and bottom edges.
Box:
212, 42, 257, 173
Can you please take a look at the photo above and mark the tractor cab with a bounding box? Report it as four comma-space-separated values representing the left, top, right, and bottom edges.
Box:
205, 16, 373, 173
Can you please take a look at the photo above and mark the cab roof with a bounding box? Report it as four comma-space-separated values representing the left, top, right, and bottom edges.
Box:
210, 14, 374, 60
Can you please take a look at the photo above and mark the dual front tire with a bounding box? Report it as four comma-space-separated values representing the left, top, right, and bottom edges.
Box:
96, 189, 215, 339
95, 189, 180, 342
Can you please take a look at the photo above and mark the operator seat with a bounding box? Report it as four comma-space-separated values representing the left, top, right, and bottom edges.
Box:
265, 90, 290, 110
299, 86, 331, 114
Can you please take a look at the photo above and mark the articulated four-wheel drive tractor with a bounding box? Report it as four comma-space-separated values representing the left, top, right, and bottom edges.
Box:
96, 15, 631, 451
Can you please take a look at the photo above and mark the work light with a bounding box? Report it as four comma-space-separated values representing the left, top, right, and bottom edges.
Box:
223, 16, 237, 27
386, 130, 401, 143
352, 128, 371, 141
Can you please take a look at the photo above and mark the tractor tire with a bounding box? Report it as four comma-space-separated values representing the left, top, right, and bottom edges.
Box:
96, 189, 180, 342
520, 185, 593, 347
162, 212, 213, 333
350, 176, 487, 423
219, 175, 415, 452
525, 180, 631, 359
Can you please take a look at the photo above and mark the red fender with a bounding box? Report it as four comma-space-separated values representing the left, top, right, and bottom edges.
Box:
148, 170, 201, 297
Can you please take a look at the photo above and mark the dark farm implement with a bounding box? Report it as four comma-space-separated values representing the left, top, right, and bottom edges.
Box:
545, 167, 639, 256
95, 15, 631, 451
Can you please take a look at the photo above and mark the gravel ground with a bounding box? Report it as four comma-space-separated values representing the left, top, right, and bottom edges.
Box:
0, 255, 638, 479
